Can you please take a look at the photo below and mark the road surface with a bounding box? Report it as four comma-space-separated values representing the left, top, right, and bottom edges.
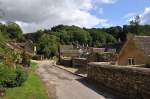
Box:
36, 61, 122, 99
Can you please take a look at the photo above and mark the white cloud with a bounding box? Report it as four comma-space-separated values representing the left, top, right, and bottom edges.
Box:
140, 7, 150, 25
95, 0, 117, 4
0, 0, 116, 33
123, 13, 137, 19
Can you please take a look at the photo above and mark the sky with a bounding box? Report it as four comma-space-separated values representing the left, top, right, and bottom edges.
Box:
0, 0, 150, 33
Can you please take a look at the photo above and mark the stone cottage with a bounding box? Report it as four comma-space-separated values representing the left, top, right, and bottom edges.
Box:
7, 40, 35, 67
60, 45, 83, 58
116, 34, 150, 66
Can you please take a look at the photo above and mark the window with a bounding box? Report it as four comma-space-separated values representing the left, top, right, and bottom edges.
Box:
128, 58, 135, 65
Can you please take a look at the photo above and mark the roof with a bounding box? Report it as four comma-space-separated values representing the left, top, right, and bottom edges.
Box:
7, 43, 24, 51
134, 36, 150, 55
7, 40, 34, 56
60, 50, 82, 57
60, 45, 73, 51
100, 43, 124, 53
91, 48, 105, 53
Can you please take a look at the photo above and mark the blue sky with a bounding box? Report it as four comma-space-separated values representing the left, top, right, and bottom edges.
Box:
0, 0, 150, 32
92, 0, 150, 27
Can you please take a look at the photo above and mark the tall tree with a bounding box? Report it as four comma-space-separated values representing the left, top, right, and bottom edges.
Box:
6, 22, 23, 41
38, 34, 59, 58
129, 15, 140, 35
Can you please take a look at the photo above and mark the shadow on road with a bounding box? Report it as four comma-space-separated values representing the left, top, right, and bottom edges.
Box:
76, 78, 127, 99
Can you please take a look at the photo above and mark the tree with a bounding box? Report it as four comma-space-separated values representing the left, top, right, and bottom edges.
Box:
38, 34, 59, 58
87, 28, 117, 46
51, 25, 92, 45
6, 22, 23, 41
129, 15, 140, 35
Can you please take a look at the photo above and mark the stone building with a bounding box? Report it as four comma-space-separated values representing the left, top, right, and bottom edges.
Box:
87, 43, 122, 63
60, 45, 83, 58
116, 34, 150, 66
7, 40, 35, 67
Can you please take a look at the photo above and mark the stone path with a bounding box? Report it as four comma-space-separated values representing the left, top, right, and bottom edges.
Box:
36, 60, 121, 99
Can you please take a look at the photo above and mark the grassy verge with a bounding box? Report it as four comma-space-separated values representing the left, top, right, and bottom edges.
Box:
3, 62, 48, 99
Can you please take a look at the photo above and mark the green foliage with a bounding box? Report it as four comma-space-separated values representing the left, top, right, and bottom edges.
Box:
0, 22, 23, 41
24, 24, 150, 58
6, 22, 23, 41
0, 32, 9, 55
52, 25, 92, 44
15, 66, 28, 86
51, 25, 116, 45
4, 62, 48, 99
87, 28, 117, 47
0, 65, 17, 87
38, 34, 59, 58
0, 64, 28, 88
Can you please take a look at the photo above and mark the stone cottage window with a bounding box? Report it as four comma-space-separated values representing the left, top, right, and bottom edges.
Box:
128, 58, 135, 65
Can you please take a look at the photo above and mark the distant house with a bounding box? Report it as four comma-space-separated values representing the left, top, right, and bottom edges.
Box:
89, 48, 105, 54
87, 43, 123, 62
7, 40, 35, 56
116, 34, 150, 66
60, 45, 83, 58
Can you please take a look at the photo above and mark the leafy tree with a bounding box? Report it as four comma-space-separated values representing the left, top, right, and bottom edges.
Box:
129, 15, 140, 35
6, 22, 23, 41
51, 25, 92, 45
103, 26, 123, 40
87, 28, 116, 46
52, 31, 70, 44
24, 30, 44, 44
38, 34, 59, 58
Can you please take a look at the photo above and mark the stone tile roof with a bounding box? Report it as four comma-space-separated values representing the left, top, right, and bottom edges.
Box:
7, 40, 34, 55
60, 45, 73, 51
101, 43, 124, 53
134, 36, 150, 55
90, 48, 105, 53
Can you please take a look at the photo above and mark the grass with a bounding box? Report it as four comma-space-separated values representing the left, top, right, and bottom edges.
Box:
3, 62, 48, 99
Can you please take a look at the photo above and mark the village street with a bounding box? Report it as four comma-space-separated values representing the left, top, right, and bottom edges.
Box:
36, 60, 122, 99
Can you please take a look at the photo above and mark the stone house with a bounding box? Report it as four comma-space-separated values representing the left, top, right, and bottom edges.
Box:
6, 40, 35, 67
87, 43, 122, 63
60, 45, 83, 58
116, 34, 150, 66
88, 47, 105, 54
12, 40, 35, 56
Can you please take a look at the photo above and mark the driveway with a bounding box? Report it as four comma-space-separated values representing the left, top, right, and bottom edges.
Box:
36, 60, 121, 99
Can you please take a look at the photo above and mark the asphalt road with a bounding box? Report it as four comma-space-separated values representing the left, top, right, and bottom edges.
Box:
36, 61, 121, 99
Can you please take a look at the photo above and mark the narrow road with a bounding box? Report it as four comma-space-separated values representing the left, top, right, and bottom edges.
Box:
36, 61, 121, 99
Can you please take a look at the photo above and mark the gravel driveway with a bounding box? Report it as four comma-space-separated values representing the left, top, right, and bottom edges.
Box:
36, 60, 121, 99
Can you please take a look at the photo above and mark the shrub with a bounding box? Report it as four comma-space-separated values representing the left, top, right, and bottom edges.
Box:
16, 66, 28, 86
0, 64, 28, 88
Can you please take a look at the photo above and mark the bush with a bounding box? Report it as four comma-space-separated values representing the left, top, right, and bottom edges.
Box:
0, 64, 28, 88
16, 66, 28, 86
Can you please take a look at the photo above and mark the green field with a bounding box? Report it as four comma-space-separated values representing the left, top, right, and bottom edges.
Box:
3, 62, 48, 99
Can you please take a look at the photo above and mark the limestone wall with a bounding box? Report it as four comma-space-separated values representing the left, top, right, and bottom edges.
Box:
72, 58, 87, 67
87, 63, 150, 99
59, 58, 72, 67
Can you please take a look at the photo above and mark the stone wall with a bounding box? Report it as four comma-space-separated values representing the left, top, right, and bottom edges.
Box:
59, 58, 72, 67
72, 58, 87, 67
87, 62, 150, 99
87, 53, 116, 63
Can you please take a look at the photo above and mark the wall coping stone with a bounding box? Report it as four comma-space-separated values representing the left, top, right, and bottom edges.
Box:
88, 62, 150, 75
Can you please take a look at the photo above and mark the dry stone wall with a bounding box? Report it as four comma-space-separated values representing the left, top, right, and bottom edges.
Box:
59, 58, 72, 67
72, 58, 87, 67
87, 63, 150, 99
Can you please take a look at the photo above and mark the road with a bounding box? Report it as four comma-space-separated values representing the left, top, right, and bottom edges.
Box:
36, 61, 121, 99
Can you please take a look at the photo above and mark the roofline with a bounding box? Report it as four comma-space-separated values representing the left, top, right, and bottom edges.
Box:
135, 35, 150, 37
